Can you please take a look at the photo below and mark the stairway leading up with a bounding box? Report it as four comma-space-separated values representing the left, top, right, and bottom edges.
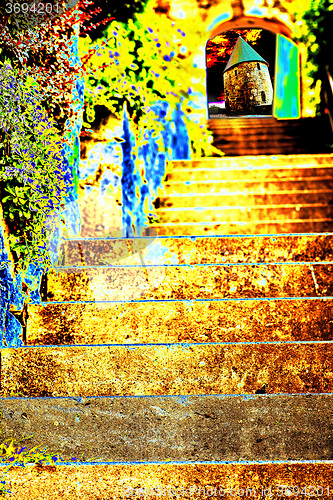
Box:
153, 154, 333, 235
1, 125, 333, 496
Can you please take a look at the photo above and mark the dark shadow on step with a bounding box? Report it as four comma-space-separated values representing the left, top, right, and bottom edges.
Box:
208, 115, 333, 156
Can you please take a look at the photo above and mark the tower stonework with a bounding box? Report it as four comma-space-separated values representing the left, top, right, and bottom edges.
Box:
223, 36, 273, 114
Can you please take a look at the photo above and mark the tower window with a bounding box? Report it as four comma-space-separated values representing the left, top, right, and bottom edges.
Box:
257, 63, 261, 70
235, 69, 238, 76
261, 91, 266, 102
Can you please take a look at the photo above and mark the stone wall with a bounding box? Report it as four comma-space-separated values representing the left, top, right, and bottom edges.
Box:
224, 61, 273, 113
151, 0, 317, 116
152, 0, 305, 33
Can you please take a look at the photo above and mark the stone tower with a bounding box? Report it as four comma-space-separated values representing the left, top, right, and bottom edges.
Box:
223, 36, 273, 114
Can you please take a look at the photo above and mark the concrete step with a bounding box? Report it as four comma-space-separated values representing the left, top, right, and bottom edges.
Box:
166, 164, 333, 183
2, 462, 333, 499
44, 262, 333, 302
1, 343, 333, 397
0, 395, 333, 463
56, 234, 333, 267
211, 137, 328, 152
171, 155, 333, 168
27, 297, 333, 346
158, 190, 333, 208
164, 178, 333, 194
154, 204, 333, 224
213, 145, 331, 157
151, 220, 333, 235
208, 117, 327, 130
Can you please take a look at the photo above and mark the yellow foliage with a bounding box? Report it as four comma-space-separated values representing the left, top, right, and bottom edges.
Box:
79, 5, 222, 157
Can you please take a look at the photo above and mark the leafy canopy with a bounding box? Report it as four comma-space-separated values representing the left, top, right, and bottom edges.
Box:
79, 5, 218, 156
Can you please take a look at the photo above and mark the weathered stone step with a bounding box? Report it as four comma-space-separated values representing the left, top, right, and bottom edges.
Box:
158, 190, 333, 208
27, 298, 333, 346
171, 155, 333, 169
2, 460, 333, 500
208, 129, 322, 142
1, 395, 333, 464
2, 462, 333, 499
212, 127, 314, 137
166, 165, 333, 182
45, 263, 333, 302
209, 116, 301, 125
209, 117, 296, 127
213, 145, 328, 157
208, 117, 327, 131
155, 204, 333, 224
215, 145, 330, 157
56, 234, 333, 267
152, 219, 333, 235
164, 177, 333, 194
2, 343, 333, 397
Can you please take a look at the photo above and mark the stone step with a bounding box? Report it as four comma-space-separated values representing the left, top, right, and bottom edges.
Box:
211, 125, 311, 136
208, 117, 326, 130
56, 234, 333, 267
0, 395, 333, 464
208, 119, 330, 133
151, 220, 333, 235
211, 139, 328, 156
166, 165, 333, 183
154, 204, 333, 224
27, 297, 333, 346
2, 462, 333, 499
171, 155, 333, 168
164, 177, 333, 194
1, 343, 333, 397
158, 190, 333, 208
44, 262, 333, 302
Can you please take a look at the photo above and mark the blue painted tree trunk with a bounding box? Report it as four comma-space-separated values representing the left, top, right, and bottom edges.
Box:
121, 99, 191, 236
0, 221, 24, 347
121, 105, 141, 237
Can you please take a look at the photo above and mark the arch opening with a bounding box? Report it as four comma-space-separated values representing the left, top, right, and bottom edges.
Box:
206, 27, 276, 118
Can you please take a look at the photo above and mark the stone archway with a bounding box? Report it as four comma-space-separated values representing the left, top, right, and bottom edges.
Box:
205, 13, 301, 119
206, 27, 276, 118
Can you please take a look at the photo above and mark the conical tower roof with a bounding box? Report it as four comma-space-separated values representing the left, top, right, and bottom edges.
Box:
223, 36, 268, 73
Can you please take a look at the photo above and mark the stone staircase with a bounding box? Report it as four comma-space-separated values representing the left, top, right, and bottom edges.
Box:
153, 154, 333, 235
1, 153, 333, 496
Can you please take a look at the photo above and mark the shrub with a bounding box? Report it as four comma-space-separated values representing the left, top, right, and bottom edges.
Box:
0, 62, 68, 279
209, 105, 224, 114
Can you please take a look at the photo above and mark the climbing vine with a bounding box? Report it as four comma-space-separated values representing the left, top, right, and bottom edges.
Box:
0, 62, 70, 278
